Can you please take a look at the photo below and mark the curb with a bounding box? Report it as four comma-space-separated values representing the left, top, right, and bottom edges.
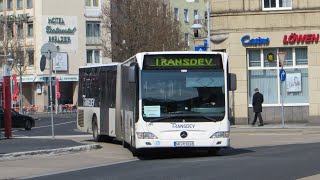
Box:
231, 126, 320, 134
0, 144, 102, 161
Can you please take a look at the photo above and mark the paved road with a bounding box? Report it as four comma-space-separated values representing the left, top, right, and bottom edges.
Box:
12, 113, 88, 137
0, 113, 91, 156
25, 142, 320, 180
0, 129, 318, 180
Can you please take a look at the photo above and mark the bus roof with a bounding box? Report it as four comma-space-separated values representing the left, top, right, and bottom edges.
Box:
79, 63, 120, 69
136, 51, 226, 56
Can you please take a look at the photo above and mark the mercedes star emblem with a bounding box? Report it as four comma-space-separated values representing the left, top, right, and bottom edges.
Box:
180, 131, 188, 138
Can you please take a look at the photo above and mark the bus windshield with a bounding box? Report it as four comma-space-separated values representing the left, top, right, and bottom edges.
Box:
141, 69, 225, 122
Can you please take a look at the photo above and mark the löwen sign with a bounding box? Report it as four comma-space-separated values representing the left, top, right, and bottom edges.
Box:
283, 33, 319, 44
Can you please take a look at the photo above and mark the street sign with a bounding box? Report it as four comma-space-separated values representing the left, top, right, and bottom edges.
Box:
40, 55, 46, 72
194, 46, 207, 51
41, 43, 58, 60
204, 39, 208, 47
280, 69, 286, 81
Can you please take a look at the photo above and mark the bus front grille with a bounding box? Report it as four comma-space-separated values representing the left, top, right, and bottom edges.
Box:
78, 109, 84, 127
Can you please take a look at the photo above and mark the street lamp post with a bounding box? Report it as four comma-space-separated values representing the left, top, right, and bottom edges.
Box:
18, 59, 23, 114
55, 67, 58, 114
278, 52, 287, 128
188, 0, 211, 51
206, 0, 211, 51
40, 43, 58, 140
1, 53, 14, 138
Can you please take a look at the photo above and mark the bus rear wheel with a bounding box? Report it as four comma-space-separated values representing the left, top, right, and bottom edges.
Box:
92, 118, 102, 142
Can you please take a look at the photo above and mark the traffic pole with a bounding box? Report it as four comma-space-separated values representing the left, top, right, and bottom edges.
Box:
3, 62, 12, 138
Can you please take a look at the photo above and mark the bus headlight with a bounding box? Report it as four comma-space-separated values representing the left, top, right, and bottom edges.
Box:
136, 132, 158, 139
210, 131, 230, 138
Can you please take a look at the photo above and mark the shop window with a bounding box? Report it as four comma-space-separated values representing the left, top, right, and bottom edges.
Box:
248, 47, 308, 105
249, 69, 278, 104
296, 48, 308, 65
283, 69, 308, 103
262, 0, 292, 11
279, 48, 293, 66
263, 48, 277, 67
248, 50, 261, 67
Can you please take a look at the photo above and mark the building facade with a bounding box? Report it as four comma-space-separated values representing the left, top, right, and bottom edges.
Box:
169, 0, 206, 50
0, 0, 111, 111
207, 0, 320, 124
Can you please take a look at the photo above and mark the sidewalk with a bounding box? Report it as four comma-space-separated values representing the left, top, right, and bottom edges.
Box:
231, 123, 320, 134
0, 135, 101, 161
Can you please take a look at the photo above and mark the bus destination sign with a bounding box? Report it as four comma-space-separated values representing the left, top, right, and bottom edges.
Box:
143, 54, 222, 69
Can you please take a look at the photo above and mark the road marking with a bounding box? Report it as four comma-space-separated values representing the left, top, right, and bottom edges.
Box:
10, 121, 76, 133
15, 134, 92, 139
33, 120, 76, 129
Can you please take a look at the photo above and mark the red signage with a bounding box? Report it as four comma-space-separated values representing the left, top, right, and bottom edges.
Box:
56, 78, 61, 99
283, 33, 319, 44
12, 74, 18, 102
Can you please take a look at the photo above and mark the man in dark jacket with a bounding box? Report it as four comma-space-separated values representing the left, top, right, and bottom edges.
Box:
251, 88, 264, 126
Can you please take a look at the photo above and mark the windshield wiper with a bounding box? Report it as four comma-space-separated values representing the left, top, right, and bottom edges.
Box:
190, 115, 219, 122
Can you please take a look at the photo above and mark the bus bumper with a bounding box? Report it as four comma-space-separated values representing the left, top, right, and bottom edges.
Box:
135, 138, 230, 149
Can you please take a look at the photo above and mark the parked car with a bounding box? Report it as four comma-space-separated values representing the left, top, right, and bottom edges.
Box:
0, 106, 35, 130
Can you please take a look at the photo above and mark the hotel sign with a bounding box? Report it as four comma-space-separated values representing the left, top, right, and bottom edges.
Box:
46, 17, 77, 43
0, 14, 30, 23
43, 16, 78, 51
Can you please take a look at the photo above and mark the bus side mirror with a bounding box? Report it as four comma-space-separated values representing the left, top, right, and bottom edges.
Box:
228, 73, 237, 91
128, 63, 138, 83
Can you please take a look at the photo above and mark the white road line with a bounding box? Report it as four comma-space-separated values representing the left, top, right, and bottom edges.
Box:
33, 120, 76, 129
15, 134, 92, 139
11, 121, 76, 133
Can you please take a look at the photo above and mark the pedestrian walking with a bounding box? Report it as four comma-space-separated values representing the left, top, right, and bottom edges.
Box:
251, 88, 264, 126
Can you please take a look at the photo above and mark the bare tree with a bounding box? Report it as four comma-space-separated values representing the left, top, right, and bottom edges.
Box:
102, 0, 187, 62
0, 20, 30, 113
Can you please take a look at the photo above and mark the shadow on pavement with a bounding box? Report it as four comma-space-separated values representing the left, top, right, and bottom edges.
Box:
136, 147, 254, 160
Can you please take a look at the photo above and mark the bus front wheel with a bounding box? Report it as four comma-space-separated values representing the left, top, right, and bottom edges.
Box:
92, 117, 102, 142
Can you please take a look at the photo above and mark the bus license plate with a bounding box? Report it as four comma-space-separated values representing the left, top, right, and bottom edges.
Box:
174, 141, 194, 147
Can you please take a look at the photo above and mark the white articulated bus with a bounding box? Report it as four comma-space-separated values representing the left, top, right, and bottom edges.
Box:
77, 51, 236, 156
